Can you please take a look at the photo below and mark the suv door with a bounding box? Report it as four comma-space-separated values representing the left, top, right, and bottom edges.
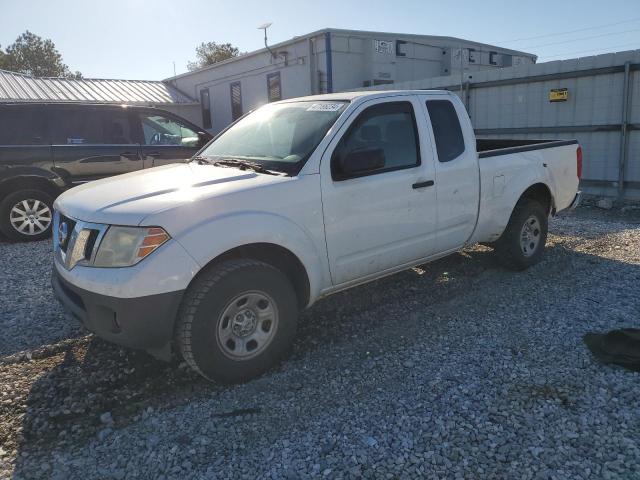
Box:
320, 96, 438, 286
135, 111, 203, 167
50, 106, 141, 185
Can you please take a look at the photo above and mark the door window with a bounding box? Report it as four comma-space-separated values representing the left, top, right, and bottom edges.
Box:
200, 89, 212, 129
0, 107, 47, 145
140, 113, 199, 147
332, 101, 420, 179
102, 110, 134, 144
425, 100, 465, 162
230, 82, 242, 121
267, 72, 282, 102
50, 108, 134, 145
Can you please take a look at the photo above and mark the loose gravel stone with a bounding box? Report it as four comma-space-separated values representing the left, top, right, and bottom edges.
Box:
1, 206, 639, 479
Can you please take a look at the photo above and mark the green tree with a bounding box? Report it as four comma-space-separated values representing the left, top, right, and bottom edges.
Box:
0, 46, 7, 70
187, 42, 240, 71
1, 31, 81, 78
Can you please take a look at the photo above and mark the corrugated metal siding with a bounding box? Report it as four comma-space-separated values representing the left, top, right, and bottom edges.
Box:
0, 70, 196, 105
358, 49, 640, 199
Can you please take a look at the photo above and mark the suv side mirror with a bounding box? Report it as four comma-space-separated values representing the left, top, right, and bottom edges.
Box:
197, 131, 210, 148
334, 148, 385, 179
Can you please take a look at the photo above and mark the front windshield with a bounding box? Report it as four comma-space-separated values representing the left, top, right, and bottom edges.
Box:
199, 100, 348, 174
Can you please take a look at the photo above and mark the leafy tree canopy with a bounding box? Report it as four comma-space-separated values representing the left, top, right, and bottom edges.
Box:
187, 42, 240, 71
0, 31, 81, 78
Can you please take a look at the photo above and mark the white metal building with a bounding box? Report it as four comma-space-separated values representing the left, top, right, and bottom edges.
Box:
164, 28, 536, 133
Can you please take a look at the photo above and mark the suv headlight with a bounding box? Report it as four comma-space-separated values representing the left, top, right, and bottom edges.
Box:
94, 226, 170, 267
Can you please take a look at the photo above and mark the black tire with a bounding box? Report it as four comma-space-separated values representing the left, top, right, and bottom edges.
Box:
0, 189, 55, 242
176, 259, 298, 383
494, 199, 548, 271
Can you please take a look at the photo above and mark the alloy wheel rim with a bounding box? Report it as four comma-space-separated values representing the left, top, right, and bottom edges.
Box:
9, 199, 52, 235
216, 290, 279, 360
520, 215, 541, 257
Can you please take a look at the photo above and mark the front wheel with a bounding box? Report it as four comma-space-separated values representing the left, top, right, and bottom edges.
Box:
494, 199, 548, 271
175, 259, 298, 383
0, 189, 54, 242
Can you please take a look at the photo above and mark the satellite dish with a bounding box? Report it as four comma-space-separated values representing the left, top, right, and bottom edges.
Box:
258, 22, 275, 58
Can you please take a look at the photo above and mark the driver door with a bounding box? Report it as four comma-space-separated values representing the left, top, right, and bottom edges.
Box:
136, 111, 203, 167
320, 96, 438, 286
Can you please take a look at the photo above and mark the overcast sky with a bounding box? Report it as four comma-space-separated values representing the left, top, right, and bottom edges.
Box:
1, 0, 639, 80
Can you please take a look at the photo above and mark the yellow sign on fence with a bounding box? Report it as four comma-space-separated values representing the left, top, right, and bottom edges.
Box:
549, 88, 568, 102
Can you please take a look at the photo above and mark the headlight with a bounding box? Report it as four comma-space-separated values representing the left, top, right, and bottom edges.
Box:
93, 226, 170, 267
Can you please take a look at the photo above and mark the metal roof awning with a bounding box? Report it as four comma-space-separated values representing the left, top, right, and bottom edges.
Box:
0, 69, 197, 105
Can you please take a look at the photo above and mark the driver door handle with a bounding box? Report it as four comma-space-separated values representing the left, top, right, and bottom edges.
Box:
412, 180, 434, 189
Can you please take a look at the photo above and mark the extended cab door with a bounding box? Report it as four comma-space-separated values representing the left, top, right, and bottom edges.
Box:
135, 110, 203, 167
320, 96, 438, 286
420, 95, 480, 252
50, 106, 142, 185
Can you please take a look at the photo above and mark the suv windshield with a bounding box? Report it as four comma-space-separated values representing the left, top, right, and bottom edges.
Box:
199, 100, 348, 175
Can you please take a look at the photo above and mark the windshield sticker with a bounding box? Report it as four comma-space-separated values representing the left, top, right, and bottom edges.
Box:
306, 103, 343, 112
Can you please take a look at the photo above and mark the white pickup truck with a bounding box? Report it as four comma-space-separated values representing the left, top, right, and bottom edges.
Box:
52, 90, 581, 382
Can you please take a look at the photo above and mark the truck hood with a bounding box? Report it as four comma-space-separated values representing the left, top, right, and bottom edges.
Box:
54, 163, 289, 226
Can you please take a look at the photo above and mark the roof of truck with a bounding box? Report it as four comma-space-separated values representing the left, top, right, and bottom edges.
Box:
277, 90, 452, 103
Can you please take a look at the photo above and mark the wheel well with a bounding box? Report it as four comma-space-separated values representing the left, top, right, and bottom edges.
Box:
0, 176, 61, 201
204, 243, 310, 309
519, 183, 553, 215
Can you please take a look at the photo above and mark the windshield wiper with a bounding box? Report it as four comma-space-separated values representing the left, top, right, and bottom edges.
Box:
212, 158, 281, 176
190, 155, 215, 165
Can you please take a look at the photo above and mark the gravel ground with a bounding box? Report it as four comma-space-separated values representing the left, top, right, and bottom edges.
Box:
1, 206, 639, 480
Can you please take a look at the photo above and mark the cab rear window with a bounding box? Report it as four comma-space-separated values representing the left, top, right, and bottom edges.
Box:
426, 100, 465, 162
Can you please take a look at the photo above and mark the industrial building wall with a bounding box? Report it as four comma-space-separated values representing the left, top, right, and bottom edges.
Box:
164, 29, 536, 134
360, 49, 640, 199
166, 37, 314, 134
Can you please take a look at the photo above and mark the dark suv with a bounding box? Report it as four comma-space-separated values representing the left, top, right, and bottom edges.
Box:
0, 103, 212, 241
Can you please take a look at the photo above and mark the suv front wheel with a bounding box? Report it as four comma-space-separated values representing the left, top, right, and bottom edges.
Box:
0, 189, 54, 242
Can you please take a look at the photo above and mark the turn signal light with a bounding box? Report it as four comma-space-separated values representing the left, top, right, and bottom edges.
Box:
137, 227, 170, 258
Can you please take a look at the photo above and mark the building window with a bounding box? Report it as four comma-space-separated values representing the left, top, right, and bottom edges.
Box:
267, 72, 282, 102
468, 48, 476, 63
200, 88, 212, 129
230, 82, 242, 121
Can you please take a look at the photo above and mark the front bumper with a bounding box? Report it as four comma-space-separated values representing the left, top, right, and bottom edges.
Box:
52, 268, 184, 359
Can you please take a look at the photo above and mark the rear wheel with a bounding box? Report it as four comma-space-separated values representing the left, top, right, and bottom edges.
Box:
0, 189, 54, 242
175, 259, 298, 383
494, 199, 548, 271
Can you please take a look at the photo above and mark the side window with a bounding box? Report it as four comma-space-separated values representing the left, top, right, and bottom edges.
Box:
51, 109, 104, 145
200, 89, 212, 129
102, 110, 134, 144
426, 100, 465, 162
332, 101, 420, 180
230, 82, 242, 121
0, 108, 47, 145
267, 72, 282, 102
140, 113, 199, 147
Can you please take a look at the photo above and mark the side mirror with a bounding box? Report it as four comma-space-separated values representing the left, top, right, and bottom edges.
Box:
197, 131, 210, 148
334, 148, 385, 178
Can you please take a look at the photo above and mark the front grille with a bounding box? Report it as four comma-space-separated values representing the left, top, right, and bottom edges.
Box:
54, 212, 109, 270
58, 214, 76, 253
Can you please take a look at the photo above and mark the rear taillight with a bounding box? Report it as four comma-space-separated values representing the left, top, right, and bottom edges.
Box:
576, 146, 583, 179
